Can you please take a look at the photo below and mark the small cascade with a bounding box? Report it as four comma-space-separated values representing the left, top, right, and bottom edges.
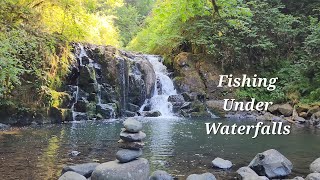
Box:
70, 43, 117, 120
143, 55, 177, 117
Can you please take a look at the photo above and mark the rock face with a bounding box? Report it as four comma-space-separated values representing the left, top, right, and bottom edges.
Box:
249, 149, 293, 178
310, 158, 320, 173
116, 149, 142, 163
61, 163, 100, 178
186, 173, 216, 180
59, 171, 87, 180
149, 170, 174, 180
212, 157, 232, 169
91, 158, 150, 180
306, 173, 320, 180
236, 167, 268, 180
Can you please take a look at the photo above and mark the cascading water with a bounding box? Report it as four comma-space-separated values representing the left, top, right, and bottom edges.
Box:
143, 55, 177, 117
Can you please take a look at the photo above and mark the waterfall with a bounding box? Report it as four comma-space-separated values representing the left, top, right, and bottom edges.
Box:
144, 55, 177, 117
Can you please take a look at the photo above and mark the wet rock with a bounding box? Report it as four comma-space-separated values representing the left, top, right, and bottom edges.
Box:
96, 104, 116, 119
59, 171, 86, 180
181, 92, 197, 102
268, 104, 280, 114
310, 158, 320, 173
0, 123, 10, 130
73, 113, 88, 121
236, 167, 268, 180
49, 107, 73, 123
136, 58, 156, 99
125, 111, 136, 117
115, 149, 143, 163
123, 118, 142, 133
142, 111, 162, 117
62, 163, 100, 178
186, 172, 216, 180
212, 157, 232, 169
120, 129, 146, 142
128, 103, 140, 112
91, 158, 150, 180
299, 112, 308, 118
74, 100, 89, 112
168, 94, 185, 104
249, 149, 292, 178
306, 173, 320, 180
150, 170, 173, 180
256, 112, 283, 122
78, 66, 96, 87
278, 104, 293, 116
181, 102, 192, 110
118, 139, 144, 150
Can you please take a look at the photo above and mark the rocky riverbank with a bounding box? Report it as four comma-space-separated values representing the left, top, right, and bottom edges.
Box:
58, 117, 320, 180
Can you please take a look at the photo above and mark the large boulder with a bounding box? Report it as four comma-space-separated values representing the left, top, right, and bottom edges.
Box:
236, 167, 268, 180
136, 58, 156, 99
141, 111, 162, 117
249, 149, 293, 178
91, 158, 150, 180
149, 170, 173, 180
186, 173, 216, 180
278, 104, 293, 116
49, 107, 72, 123
59, 171, 86, 180
61, 163, 100, 178
310, 158, 320, 173
212, 157, 232, 169
306, 173, 320, 180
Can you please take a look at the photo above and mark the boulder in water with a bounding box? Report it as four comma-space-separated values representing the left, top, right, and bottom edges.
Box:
116, 149, 143, 163
142, 111, 162, 117
249, 149, 293, 178
123, 118, 142, 133
91, 158, 150, 180
212, 157, 232, 169
186, 172, 216, 180
236, 167, 268, 180
120, 129, 146, 142
310, 158, 320, 173
149, 170, 173, 180
59, 171, 86, 180
61, 163, 100, 178
306, 173, 320, 180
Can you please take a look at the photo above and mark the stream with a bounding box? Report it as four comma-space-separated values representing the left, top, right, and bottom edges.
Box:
1, 118, 319, 180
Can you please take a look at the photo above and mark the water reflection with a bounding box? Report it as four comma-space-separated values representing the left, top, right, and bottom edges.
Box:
0, 118, 320, 180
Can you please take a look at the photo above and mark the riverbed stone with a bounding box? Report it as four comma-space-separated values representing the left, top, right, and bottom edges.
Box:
116, 149, 142, 163
0, 123, 10, 130
310, 158, 320, 173
120, 129, 146, 142
306, 173, 320, 180
142, 110, 162, 117
186, 172, 216, 180
278, 104, 293, 116
123, 118, 142, 133
59, 171, 87, 180
118, 139, 144, 149
149, 170, 173, 180
212, 157, 232, 169
290, 177, 305, 180
236, 167, 268, 180
249, 149, 293, 178
61, 163, 100, 178
91, 158, 150, 180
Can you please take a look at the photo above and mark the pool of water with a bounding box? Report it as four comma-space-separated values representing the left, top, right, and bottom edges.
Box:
0, 118, 319, 180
